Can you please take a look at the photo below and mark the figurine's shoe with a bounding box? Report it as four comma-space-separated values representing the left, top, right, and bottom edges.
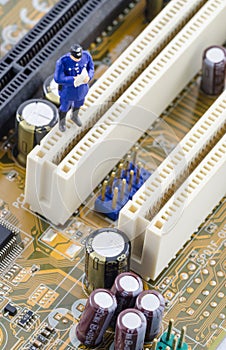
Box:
59, 118, 66, 132
71, 114, 82, 127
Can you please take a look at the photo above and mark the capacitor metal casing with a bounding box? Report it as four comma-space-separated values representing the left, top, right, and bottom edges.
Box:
43, 75, 60, 105
110, 272, 143, 326
114, 308, 147, 350
76, 288, 117, 347
85, 228, 131, 292
135, 290, 165, 342
16, 99, 58, 166
201, 45, 226, 95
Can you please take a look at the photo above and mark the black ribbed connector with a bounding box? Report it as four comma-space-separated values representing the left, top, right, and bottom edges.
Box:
0, 0, 131, 135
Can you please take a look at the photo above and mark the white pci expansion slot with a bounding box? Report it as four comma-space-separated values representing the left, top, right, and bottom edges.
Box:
25, 0, 226, 225
123, 134, 226, 281
24, 0, 205, 221
118, 90, 226, 280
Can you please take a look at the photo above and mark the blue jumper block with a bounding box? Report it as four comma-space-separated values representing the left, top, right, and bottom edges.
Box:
94, 163, 151, 221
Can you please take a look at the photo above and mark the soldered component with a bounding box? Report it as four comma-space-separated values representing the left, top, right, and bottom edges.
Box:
85, 228, 131, 292
135, 290, 165, 341
6, 170, 18, 181
41, 329, 51, 338
18, 309, 36, 329
110, 272, 143, 326
76, 289, 117, 347
45, 325, 55, 333
0, 219, 20, 262
201, 45, 226, 95
4, 303, 17, 316
32, 340, 42, 348
114, 309, 147, 350
37, 334, 48, 344
16, 99, 58, 166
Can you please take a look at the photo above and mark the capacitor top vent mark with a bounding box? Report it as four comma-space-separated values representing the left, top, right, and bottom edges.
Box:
201, 45, 226, 96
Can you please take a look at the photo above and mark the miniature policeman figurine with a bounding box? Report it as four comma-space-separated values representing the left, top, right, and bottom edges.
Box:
54, 44, 94, 132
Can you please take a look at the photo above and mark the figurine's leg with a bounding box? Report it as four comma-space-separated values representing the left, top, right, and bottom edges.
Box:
59, 110, 67, 132
71, 106, 82, 127
58, 99, 70, 132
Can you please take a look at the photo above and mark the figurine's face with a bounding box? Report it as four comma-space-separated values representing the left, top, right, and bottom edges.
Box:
70, 55, 82, 62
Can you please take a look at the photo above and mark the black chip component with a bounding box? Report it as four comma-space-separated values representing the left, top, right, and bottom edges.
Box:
0, 219, 20, 262
0, 224, 13, 249
37, 334, 48, 344
18, 309, 34, 327
4, 303, 17, 316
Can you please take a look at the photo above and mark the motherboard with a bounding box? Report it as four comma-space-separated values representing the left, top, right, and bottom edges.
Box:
0, 1, 225, 349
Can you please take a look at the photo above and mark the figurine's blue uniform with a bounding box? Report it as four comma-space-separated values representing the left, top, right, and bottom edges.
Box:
54, 51, 94, 112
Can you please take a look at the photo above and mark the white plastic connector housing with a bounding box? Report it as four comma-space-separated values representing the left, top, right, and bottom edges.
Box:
26, 0, 205, 164
129, 134, 226, 280
118, 90, 226, 244
25, 0, 226, 225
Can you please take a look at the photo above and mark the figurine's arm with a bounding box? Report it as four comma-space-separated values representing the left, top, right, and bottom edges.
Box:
86, 52, 95, 81
54, 58, 74, 85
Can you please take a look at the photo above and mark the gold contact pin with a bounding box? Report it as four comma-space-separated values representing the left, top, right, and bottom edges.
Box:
172, 335, 178, 350
151, 338, 158, 350
109, 171, 116, 194
112, 187, 118, 209
126, 154, 131, 170
118, 163, 124, 178
117, 163, 124, 186
133, 145, 139, 164
101, 180, 108, 201
178, 326, 186, 348
128, 169, 134, 190
166, 319, 174, 341
136, 162, 141, 184
120, 179, 127, 200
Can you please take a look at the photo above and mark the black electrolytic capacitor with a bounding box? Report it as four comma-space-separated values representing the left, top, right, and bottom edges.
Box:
135, 290, 165, 341
76, 288, 117, 347
201, 45, 226, 95
114, 309, 147, 350
110, 272, 143, 326
85, 228, 131, 292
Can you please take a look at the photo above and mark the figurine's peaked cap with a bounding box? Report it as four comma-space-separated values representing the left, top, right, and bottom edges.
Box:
70, 44, 83, 59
